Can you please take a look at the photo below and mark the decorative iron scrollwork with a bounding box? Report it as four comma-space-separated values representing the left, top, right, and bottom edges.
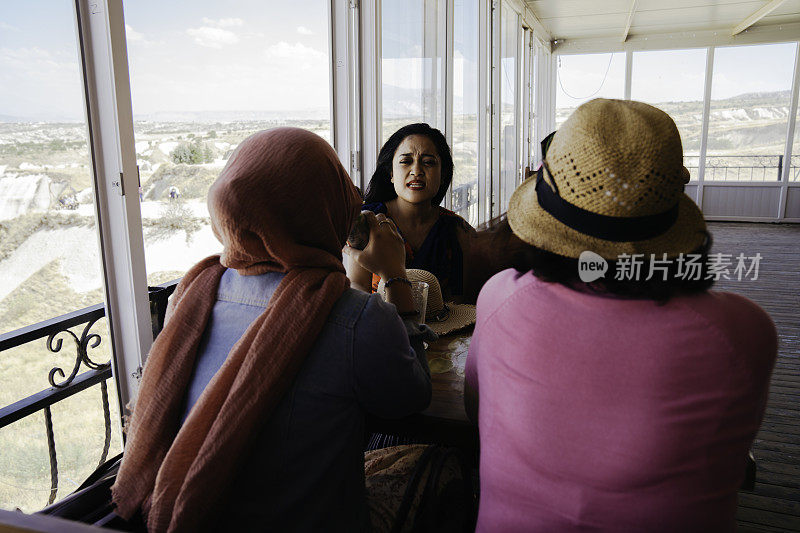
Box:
46, 318, 110, 388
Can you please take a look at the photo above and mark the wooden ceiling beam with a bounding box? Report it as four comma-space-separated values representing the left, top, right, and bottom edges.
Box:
732, 0, 787, 36
622, 0, 638, 42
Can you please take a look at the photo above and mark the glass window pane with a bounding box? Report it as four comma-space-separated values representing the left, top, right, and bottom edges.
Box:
451, 0, 479, 225
381, 0, 444, 143
556, 52, 625, 127
499, 4, 519, 214
0, 1, 121, 510
631, 48, 707, 181
123, 1, 332, 285
707, 43, 796, 182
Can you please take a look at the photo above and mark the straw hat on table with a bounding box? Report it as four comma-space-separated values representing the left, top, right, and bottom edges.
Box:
508, 98, 707, 259
379, 269, 476, 335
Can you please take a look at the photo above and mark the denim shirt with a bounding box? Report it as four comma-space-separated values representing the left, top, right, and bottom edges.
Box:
179, 269, 434, 532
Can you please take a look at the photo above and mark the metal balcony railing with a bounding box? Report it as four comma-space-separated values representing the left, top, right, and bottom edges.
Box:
685, 154, 790, 182
0, 281, 178, 507
451, 182, 478, 225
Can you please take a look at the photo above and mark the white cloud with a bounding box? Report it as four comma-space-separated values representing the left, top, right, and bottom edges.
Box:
296, 26, 314, 35
125, 24, 147, 43
201, 17, 244, 28
128, 53, 330, 115
186, 26, 240, 48
0, 22, 19, 32
264, 41, 325, 63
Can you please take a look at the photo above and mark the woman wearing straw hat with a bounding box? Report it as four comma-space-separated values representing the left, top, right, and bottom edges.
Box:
464, 99, 777, 532
112, 128, 434, 532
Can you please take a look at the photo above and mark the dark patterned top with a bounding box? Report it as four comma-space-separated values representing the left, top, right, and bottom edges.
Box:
363, 202, 470, 298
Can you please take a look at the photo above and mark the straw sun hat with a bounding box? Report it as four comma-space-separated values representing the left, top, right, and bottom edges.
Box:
378, 269, 476, 335
508, 98, 707, 259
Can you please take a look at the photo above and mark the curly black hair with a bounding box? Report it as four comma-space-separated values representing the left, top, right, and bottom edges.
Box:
363, 123, 454, 207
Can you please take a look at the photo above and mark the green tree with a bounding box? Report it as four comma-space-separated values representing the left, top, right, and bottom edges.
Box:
169, 140, 214, 165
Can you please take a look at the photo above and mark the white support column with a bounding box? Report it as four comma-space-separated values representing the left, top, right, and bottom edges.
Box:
444, 0, 455, 210
359, 0, 381, 190
778, 41, 800, 219
349, 0, 364, 189
624, 49, 633, 100
477, 0, 491, 225
533, 43, 544, 162
491, 0, 501, 220
514, 21, 524, 192
333, 0, 362, 276
696, 46, 715, 210
330, 0, 355, 177
547, 48, 557, 134
533, 41, 555, 163
74, 0, 152, 413
523, 29, 533, 172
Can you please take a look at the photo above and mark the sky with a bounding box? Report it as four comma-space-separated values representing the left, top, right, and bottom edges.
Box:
0, 1, 797, 121
0, 0, 331, 120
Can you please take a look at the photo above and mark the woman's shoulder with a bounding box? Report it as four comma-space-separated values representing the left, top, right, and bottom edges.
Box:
475, 269, 546, 320
327, 287, 372, 326
362, 201, 388, 214
668, 290, 778, 378
329, 288, 403, 329
681, 290, 776, 345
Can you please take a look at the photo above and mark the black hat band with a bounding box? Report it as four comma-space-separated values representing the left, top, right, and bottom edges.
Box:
534, 166, 680, 242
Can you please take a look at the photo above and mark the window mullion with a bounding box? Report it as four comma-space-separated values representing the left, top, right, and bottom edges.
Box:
444, 0, 455, 210
697, 46, 715, 209
490, 1, 501, 220
778, 41, 800, 219
74, 0, 152, 415
477, 0, 490, 226
360, 0, 381, 189
624, 49, 633, 100
331, 0, 360, 184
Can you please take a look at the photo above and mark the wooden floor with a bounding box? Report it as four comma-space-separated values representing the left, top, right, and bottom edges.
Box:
707, 223, 800, 532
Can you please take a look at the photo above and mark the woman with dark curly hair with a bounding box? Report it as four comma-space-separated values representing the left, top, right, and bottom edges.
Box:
347, 123, 474, 300
465, 99, 777, 532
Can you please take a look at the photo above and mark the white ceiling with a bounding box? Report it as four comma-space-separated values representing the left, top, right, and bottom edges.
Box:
525, 0, 800, 42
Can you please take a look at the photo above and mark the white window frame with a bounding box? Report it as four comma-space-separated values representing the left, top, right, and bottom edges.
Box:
779, 41, 800, 221
514, 22, 524, 189
443, 0, 455, 210
358, 0, 382, 191
522, 27, 534, 173
493, 1, 523, 216
330, 0, 360, 184
74, 0, 152, 414
477, 0, 492, 225
489, 0, 501, 220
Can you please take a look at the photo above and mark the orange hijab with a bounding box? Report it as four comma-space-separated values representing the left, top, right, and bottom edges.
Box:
112, 128, 361, 532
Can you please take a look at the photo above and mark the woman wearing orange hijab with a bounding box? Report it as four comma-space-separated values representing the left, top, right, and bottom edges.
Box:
112, 128, 432, 532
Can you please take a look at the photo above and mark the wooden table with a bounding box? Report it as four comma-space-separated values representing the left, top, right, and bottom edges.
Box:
367, 327, 478, 453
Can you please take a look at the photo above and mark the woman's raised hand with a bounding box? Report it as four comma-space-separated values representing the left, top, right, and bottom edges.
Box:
344, 211, 406, 281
